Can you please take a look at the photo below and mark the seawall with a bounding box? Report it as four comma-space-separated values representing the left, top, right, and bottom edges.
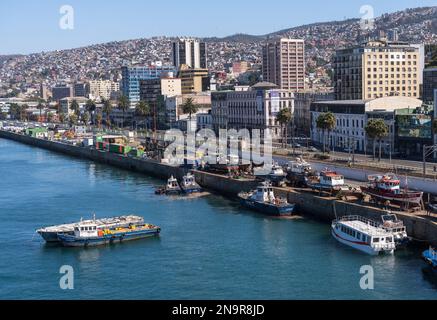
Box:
2, 130, 437, 246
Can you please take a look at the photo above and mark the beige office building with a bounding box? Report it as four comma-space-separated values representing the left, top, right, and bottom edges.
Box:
334, 40, 422, 100
262, 38, 305, 91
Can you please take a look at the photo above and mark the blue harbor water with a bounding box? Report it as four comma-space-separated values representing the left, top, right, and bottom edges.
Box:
1, 138, 437, 300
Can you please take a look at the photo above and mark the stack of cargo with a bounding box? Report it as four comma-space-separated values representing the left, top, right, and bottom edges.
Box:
109, 144, 132, 155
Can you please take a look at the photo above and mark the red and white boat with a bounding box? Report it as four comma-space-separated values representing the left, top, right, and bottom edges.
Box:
361, 174, 423, 206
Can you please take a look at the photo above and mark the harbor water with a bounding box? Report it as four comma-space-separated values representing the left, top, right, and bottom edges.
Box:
1, 138, 437, 300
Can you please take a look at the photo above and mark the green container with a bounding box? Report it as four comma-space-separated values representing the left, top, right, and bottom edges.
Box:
109, 144, 131, 154
128, 149, 144, 158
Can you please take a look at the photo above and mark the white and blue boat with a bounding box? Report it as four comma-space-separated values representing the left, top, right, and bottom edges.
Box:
180, 173, 202, 194
57, 220, 161, 247
155, 176, 182, 195
423, 247, 437, 269
238, 181, 295, 216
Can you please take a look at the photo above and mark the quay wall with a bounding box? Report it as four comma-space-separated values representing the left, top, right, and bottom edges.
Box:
0, 130, 188, 180
2, 130, 437, 245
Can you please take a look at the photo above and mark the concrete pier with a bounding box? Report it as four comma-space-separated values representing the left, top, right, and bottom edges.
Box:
2, 130, 437, 246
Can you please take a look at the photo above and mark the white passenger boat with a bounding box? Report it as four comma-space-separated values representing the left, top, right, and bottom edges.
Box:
331, 215, 396, 255
380, 213, 409, 246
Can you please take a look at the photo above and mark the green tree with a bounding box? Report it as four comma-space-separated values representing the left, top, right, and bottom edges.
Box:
181, 97, 198, 120
81, 112, 90, 125
135, 101, 151, 130
47, 113, 54, 123
365, 118, 389, 161
117, 95, 130, 128
96, 112, 103, 129
276, 108, 292, 148
58, 112, 66, 124
70, 99, 80, 116
102, 99, 113, 128
316, 112, 336, 153
36, 101, 44, 122
69, 113, 78, 127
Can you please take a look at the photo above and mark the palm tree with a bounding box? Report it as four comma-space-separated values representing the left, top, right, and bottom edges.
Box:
316, 112, 336, 153
102, 99, 113, 128
70, 99, 80, 116
181, 97, 198, 120
135, 101, 151, 130
58, 112, 66, 124
276, 108, 292, 148
365, 118, 389, 161
96, 113, 103, 129
81, 112, 90, 125
37, 101, 44, 122
85, 99, 96, 124
69, 114, 78, 127
117, 95, 130, 128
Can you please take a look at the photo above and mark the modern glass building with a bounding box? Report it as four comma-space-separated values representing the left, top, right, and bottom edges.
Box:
121, 66, 177, 105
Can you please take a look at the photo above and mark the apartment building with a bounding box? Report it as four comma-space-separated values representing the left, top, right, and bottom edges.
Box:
172, 38, 207, 69
334, 40, 423, 100
262, 38, 305, 91
89, 80, 120, 101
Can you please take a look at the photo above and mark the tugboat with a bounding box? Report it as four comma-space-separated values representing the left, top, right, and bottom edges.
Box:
380, 213, 409, 246
285, 158, 316, 187
57, 220, 161, 247
331, 215, 396, 255
155, 176, 182, 195
307, 169, 351, 195
37, 215, 145, 243
361, 174, 423, 208
238, 181, 295, 216
423, 247, 437, 269
179, 173, 202, 194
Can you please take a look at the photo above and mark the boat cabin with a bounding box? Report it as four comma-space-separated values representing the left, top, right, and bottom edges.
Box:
167, 176, 179, 189
288, 159, 312, 174
73, 222, 99, 238
182, 173, 196, 187
369, 175, 401, 194
251, 182, 276, 203
320, 170, 344, 187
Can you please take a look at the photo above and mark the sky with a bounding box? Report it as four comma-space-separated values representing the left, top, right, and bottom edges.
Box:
0, 0, 435, 55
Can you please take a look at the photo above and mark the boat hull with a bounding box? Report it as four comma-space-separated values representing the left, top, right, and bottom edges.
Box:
361, 187, 423, 204
331, 227, 394, 256
239, 198, 295, 216
57, 228, 161, 247
423, 249, 437, 268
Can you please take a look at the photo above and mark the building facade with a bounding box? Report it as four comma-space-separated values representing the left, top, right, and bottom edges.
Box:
89, 80, 120, 101
334, 40, 423, 100
172, 38, 207, 70
211, 82, 294, 140
262, 38, 305, 91
121, 65, 177, 105
423, 68, 437, 104
73, 82, 88, 98
310, 96, 423, 153
178, 66, 210, 94
52, 85, 72, 102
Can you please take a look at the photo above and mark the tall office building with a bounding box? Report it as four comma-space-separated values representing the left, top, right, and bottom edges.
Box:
334, 39, 423, 100
262, 38, 305, 91
121, 65, 177, 105
423, 68, 437, 104
172, 39, 207, 70
73, 82, 88, 97
52, 85, 72, 102
89, 80, 120, 101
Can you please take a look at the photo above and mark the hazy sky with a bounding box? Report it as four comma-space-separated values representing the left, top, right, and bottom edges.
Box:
0, 0, 434, 54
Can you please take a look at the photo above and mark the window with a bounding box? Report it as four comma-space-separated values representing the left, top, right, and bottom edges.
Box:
373, 238, 380, 243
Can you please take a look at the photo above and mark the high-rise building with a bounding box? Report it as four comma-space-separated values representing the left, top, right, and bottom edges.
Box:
172, 39, 207, 70
89, 80, 120, 101
334, 40, 423, 100
73, 82, 88, 98
262, 38, 305, 91
121, 65, 177, 105
423, 68, 437, 104
40, 84, 49, 101
52, 85, 72, 102
178, 65, 210, 95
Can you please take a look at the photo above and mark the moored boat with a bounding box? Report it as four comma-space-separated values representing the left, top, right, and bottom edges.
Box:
380, 213, 409, 246
179, 173, 202, 194
331, 215, 396, 255
57, 220, 161, 247
254, 162, 287, 186
155, 176, 182, 195
361, 174, 423, 207
285, 158, 316, 187
238, 181, 295, 216
307, 169, 352, 194
36, 215, 145, 243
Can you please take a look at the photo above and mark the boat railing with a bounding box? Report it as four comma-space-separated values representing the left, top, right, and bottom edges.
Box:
336, 215, 380, 228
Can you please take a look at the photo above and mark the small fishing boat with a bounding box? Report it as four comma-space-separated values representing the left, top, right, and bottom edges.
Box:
57, 220, 161, 247
423, 247, 437, 269
238, 181, 295, 216
155, 176, 182, 195
361, 174, 423, 207
285, 158, 316, 187
380, 213, 409, 246
331, 215, 396, 255
307, 169, 351, 194
179, 173, 202, 194
36, 215, 145, 243
254, 162, 287, 186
